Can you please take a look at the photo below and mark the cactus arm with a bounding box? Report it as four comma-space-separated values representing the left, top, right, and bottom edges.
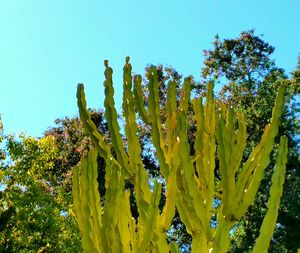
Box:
138, 182, 162, 252
216, 106, 232, 215
77, 84, 114, 162
234, 85, 285, 218
177, 78, 192, 177
133, 74, 150, 125
166, 80, 178, 157
117, 190, 135, 253
129, 212, 138, 253
190, 81, 216, 232
123, 58, 154, 248
216, 106, 242, 216
101, 161, 125, 252
178, 77, 192, 114
211, 210, 233, 253
232, 113, 247, 172
135, 165, 151, 221
72, 149, 102, 252
87, 150, 103, 250
159, 166, 177, 230
158, 79, 181, 231
158, 78, 193, 237
202, 81, 216, 213
191, 232, 209, 253
123, 57, 151, 202
123, 59, 150, 169
151, 229, 170, 253
177, 135, 209, 234
147, 66, 169, 178
103, 60, 132, 177
176, 170, 201, 234
169, 242, 181, 253
159, 139, 179, 234
78, 157, 96, 252
176, 160, 202, 235
130, 67, 166, 251
192, 81, 216, 217
236, 85, 285, 192
252, 136, 288, 253
176, 78, 212, 240
181, 170, 212, 240
72, 162, 88, 250
192, 97, 205, 190
214, 117, 244, 253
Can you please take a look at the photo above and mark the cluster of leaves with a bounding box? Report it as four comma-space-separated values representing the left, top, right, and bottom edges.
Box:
0, 133, 81, 252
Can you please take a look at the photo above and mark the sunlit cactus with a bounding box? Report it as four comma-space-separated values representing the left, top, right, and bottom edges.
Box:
72, 57, 288, 253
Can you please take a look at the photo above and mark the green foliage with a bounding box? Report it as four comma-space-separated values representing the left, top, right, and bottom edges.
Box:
0, 134, 81, 252
202, 29, 277, 84
0, 115, 6, 162
73, 57, 288, 253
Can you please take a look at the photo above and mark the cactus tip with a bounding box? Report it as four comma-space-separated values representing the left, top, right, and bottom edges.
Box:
134, 74, 142, 83
125, 56, 130, 64
184, 76, 193, 82
104, 60, 109, 68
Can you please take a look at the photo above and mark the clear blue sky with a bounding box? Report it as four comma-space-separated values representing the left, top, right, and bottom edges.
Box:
0, 0, 299, 137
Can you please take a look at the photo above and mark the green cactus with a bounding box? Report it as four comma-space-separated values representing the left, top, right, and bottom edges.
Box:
72, 57, 288, 253
252, 136, 288, 253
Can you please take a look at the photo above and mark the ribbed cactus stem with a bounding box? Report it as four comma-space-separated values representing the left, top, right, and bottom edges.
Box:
252, 136, 288, 253
147, 66, 169, 178
103, 60, 132, 178
133, 74, 150, 125
72, 149, 102, 252
234, 84, 286, 219
211, 208, 236, 253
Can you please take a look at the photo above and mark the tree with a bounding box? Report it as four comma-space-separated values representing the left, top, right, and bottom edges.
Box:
0, 134, 81, 252
0, 116, 15, 241
202, 30, 300, 252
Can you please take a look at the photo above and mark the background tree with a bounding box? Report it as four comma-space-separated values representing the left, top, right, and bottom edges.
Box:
202, 30, 300, 252
0, 134, 81, 252
0, 116, 15, 240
